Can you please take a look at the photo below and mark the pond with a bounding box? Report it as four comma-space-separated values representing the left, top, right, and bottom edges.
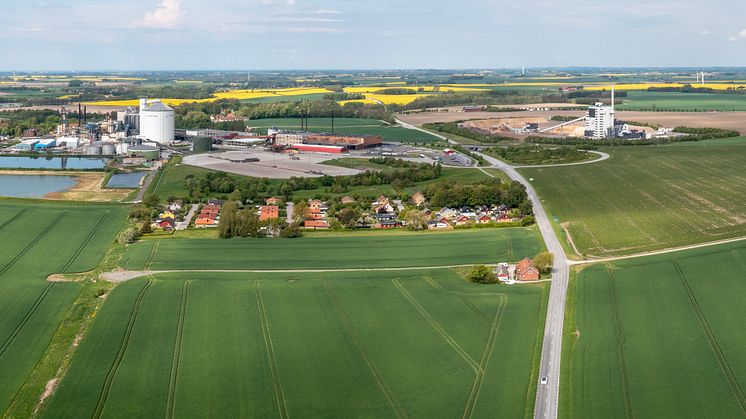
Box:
107, 172, 146, 189
0, 175, 77, 198
0, 156, 108, 170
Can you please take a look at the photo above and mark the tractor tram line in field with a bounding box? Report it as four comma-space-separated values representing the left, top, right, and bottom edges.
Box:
320, 280, 406, 419
92, 277, 154, 419
606, 266, 634, 419
0, 211, 67, 278
0, 283, 55, 360
0, 209, 28, 233
672, 262, 746, 415
59, 210, 110, 274
165, 281, 190, 419
253, 281, 290, 419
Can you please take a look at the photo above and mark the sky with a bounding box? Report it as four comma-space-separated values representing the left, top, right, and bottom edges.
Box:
3, 0, 746, 71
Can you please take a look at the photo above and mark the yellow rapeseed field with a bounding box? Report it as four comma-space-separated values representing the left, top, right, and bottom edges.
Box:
85, 87, 333, 107
362, 93, 432, 105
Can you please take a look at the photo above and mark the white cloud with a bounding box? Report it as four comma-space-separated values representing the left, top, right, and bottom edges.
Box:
729, 29, 746, 41
699, 29, 709, 35
141, 0, 183, 29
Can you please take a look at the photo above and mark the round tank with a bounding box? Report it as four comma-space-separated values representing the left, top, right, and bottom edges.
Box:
139, 100, 175, 145
102, 144, 116, 155
116, 143, 129, 155
86, 146, 102, 155
191, 136, 213, 153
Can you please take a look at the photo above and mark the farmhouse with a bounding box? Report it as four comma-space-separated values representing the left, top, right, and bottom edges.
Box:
516, 258, 540, 281
411, 191, 427, 207
265, 197, 282, 205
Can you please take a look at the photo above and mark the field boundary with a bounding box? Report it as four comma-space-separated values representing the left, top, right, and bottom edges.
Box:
321, 280, 405, 418
165, 281, 190, 419
672, 262, 746, 415
254, 281, 289, 419
91, 277, 154, 419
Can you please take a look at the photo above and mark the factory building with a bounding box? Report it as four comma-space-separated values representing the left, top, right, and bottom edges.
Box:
273, 131, 307, 147
138, 99, 175, 145
584, 103, 615, 139
306, 134, 382, 150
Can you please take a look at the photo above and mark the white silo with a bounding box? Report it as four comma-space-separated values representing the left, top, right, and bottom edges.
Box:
139, 99, 175, 144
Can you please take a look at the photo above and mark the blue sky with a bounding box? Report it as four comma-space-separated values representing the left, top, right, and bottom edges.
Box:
3, 0, 746, 71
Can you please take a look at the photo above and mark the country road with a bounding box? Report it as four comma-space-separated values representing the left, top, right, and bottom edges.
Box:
398, 119, 568, 419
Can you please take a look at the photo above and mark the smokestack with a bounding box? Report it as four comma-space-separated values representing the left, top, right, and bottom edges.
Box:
84, 106, 87, 127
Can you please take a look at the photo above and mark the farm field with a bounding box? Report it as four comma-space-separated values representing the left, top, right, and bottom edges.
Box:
0, 200, 127, 414
121, 227, 543, 271
617, 91, 746, 112
246, 117, 439, 143
46, 269, 548, 418
520, 137, 746, 257
562, 242, 746, 418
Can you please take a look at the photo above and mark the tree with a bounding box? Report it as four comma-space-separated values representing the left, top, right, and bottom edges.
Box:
337, 207, 359, 228
468, 265, 496, 284
534, 252, 554, 274
142, 193, 161, 208
403, 209, 429, 231
280, 223, 303, 238
218, 202, 238, 239
293, 200, 308, 224
117, 227, 140, 244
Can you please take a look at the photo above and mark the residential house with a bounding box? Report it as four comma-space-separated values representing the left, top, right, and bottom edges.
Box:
340, 196, 356, 204
496, 263, 511, 282
304, 219, 329, 229
455, 216, 475, 226
259, 205, 280, 222
496, 213, 514, 223
411, 191, 427, 207
153, 218, 175, 231
427, 219, 451, 230
158, 211, 176, 220
168, 200, 183, 212
208, 199, 225, 206
477, 214, 493, 224
516, 258, 540, 281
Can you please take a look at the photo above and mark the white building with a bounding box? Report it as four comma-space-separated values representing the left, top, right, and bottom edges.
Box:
139, 99, 175, 144
585, 103, 615, 139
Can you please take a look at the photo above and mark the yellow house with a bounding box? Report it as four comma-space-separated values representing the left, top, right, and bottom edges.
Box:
159, 211, 176, 220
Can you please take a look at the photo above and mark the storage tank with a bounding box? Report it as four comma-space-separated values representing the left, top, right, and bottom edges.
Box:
191, 136, 213, 153
86, 145, 102, 155
116, 142, 129, 155
102, 143, 116, 155
139, 99, 175, 145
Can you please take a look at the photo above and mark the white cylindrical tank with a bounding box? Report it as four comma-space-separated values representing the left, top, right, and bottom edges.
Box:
139, 100, 175, 145
116, 142, 129, 155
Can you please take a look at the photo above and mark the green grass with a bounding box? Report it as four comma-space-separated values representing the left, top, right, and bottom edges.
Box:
562, 242, 746, 418
0, 200, 127, 414
121, 228, 543, 271
618, 91, 746, 111
520, 138, 746, 257
45, 269, 548, 418
246, 117, 439, 143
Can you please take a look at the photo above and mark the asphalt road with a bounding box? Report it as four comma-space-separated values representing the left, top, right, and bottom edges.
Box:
478, 152, 568, 419
397, 120, 568, 419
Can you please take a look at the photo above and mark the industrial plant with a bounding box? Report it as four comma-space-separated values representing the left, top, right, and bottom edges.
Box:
9, 98, 176, 160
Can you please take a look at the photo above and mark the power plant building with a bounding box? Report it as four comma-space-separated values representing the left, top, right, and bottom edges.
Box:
584, 103, 615, 139
138, 99, 175, 145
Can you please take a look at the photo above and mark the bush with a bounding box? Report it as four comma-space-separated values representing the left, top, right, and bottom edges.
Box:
280, 223, 303, 238
534, 252, 554, 274
468, 265, 496, 284
117, 227, 140, 244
